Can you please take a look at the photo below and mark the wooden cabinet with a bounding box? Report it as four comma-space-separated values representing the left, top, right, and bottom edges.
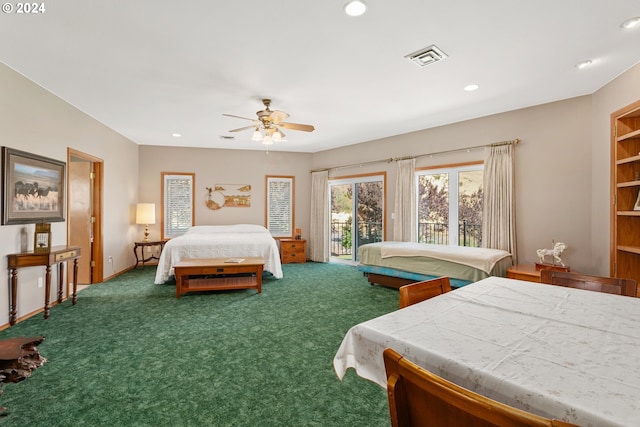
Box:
280, 239, 306, 264
506, 264, 570, 283
611, 99, 640, 292
506, 264, 541, 283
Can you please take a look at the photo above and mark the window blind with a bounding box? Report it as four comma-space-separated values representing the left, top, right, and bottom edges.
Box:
163, 174, 193, 238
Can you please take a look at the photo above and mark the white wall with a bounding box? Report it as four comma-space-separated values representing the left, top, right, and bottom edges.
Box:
138, 145, 313, 241
0, 63, 139, 326
313, 96, 594, 272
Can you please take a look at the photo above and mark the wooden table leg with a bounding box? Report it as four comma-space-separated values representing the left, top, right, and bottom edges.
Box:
57, 261, 64, 304
72, 258, 79, 305
175, 271, 182, 298
44, 265, 51, 319
9, 269, 17, 326
133, 244, 140, 268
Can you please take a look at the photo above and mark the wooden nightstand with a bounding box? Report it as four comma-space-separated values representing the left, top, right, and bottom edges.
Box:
506, 264, 542, 283
133, 240, 166, 268
280, 239, 306, 264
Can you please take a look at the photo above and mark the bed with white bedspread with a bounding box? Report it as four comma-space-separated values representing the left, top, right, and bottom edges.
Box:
154, 224, 283, 284
357, 241, 512, 288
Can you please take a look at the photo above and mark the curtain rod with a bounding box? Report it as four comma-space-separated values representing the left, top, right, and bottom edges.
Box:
311, 138, 519, 173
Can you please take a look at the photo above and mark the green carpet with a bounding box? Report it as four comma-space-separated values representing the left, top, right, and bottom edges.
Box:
0, 262, 398, 426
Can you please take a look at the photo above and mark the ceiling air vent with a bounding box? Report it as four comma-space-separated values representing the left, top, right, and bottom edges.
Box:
405, 44, 448, 67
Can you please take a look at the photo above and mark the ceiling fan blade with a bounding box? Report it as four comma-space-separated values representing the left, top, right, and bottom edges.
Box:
278, 122, 315, 132
229, 125, 256, 132
223, 113, 256, 122
270, 110, 289, 123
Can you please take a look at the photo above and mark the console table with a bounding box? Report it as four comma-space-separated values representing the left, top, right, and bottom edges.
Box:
7, 246, 81, 326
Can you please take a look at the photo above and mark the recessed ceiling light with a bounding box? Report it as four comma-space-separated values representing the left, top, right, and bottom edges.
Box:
464, 84, 479, 92
575, 60, 592, 69
621, 17, 640, 29
344, 1, 366, 17
172, 133, 182, 137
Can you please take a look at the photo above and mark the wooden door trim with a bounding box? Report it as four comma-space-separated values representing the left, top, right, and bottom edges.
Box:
67, 148, 104, 285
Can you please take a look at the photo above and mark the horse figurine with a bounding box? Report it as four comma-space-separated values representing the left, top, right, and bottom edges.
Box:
536, 242, 567, 267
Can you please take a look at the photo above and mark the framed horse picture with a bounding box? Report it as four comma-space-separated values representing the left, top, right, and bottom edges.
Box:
2, 147, 66, 225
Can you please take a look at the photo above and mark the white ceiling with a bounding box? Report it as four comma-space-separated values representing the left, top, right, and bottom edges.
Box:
1, 1, 639, 153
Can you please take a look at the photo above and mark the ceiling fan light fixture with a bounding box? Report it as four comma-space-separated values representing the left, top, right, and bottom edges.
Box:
344, 0, 366, 17
272, 130, 282, 142
251, 129, 263, 141
262, 135, 273, 145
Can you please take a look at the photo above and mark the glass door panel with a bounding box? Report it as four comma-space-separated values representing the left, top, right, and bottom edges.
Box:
330, 175, 384, 263
356, 181, 384, 250
330, 184, 352, 261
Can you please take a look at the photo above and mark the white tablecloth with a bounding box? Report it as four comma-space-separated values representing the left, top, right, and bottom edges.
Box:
333, 276, 640, 427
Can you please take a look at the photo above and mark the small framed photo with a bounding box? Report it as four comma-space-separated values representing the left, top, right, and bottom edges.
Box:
34, 222, 51, 253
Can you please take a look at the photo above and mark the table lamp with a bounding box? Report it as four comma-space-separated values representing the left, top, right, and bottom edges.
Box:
136, 203, 156, 242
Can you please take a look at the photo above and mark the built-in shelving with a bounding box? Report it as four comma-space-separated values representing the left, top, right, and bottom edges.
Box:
617, 245, 640, 255
618, 128, 640, 141
611, 99, 640, 293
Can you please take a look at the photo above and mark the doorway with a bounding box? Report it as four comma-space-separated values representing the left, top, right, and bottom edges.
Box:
67, 148, 103, 286
329, 173, 385, 264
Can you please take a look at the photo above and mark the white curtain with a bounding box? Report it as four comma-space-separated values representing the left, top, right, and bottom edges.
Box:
309, 170, 329, 262
482, 144, 517, 262
393, 158, 417, 242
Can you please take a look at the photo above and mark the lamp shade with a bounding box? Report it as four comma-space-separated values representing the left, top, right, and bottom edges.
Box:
136, 203, 156, 225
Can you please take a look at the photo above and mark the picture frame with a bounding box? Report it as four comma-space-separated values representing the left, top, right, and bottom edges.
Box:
635, 189, 640, 211
34, 221, 51, 253
2, 147, 66, 225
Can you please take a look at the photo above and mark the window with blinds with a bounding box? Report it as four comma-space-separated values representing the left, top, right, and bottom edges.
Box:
161, 172, 195, 240
266, 175, 294, 238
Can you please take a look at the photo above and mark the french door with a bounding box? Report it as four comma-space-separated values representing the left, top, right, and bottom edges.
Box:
329, 174, 385, 263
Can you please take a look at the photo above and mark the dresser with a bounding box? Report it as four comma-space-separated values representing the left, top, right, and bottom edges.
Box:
280, 239, 306, 264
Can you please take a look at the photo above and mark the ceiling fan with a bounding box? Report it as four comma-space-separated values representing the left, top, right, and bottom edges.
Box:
223, 99, 315, 144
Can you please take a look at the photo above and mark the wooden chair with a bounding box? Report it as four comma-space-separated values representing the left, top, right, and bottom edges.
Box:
540, 270, 637, 297
383, 348, 579, 427
399, 277, 451, 309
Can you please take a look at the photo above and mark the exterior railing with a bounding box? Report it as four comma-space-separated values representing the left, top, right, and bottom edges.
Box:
418, 220, 482, 247
330, 219, 482, 257
330, 220, 382, 257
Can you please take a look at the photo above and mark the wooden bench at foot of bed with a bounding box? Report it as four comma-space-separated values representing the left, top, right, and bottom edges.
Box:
173, 257, 265, 298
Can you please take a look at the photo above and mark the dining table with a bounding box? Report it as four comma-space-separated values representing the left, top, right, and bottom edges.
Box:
333, 276, 640, 427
